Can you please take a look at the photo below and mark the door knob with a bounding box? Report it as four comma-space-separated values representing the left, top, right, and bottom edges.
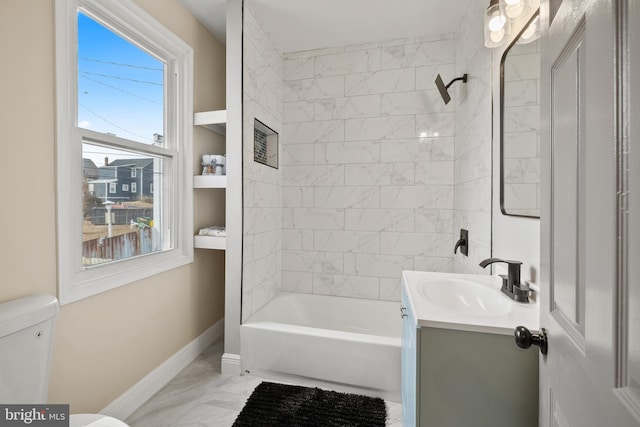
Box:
514, 326, 548, 355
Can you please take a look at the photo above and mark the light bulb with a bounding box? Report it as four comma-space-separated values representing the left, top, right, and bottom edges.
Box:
490, 29, 505, 43
505, 3, 524, 18
500, 0, 532, 20
488, 13, 505, 31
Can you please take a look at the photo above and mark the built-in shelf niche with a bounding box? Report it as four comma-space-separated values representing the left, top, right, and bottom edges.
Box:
193, 175, 227, 188
194, 110, 226, 136
193, 235, 226, 250
193, 109, 227, 251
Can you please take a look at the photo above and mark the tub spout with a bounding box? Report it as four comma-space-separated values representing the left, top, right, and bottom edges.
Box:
454, 238, 466, 254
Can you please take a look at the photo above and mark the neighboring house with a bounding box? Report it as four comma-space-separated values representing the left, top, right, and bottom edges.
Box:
82, 158, 99, 180
83, 158, 100, 197
88, 158, 154, 202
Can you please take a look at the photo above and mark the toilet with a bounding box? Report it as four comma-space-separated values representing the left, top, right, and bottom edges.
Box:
0, 295, 129, 427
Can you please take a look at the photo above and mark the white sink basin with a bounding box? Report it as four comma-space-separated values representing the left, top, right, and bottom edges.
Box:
416, 278, 512, 317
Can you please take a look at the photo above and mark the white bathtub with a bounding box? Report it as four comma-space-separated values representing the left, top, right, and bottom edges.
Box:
240, 292, 401, 401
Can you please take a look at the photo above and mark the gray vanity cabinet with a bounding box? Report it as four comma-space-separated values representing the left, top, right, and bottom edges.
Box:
401, 288, 539, 427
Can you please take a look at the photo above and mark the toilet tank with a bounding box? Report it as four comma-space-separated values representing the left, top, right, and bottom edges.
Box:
0, 295, 58, 403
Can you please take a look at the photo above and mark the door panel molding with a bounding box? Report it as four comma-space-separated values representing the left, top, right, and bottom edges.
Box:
549, 17, 587, 353
616, 387, 640, 424
550, 388, 570, 427
551, 309, 586, 354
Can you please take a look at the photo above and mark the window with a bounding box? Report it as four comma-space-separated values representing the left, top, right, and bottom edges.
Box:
150, 183, 154, 194
56, 0, 194, 304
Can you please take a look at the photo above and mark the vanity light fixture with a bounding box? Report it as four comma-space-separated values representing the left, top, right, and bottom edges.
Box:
499, 0, 533, 21
484, 0, 509, 48
485, 0, 538, 48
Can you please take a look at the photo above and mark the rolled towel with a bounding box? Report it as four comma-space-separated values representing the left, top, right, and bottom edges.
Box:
198, 226, 226, 237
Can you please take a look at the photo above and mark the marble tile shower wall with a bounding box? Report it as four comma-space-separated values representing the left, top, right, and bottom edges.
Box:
453, 0, 492, 274
242, 7, 284, 321
281, 35, 457, 301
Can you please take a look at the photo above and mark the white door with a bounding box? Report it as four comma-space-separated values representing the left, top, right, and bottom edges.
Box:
539, 0, 640, 425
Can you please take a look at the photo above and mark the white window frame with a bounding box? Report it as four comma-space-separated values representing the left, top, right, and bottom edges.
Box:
55, 0, 193, 305
109, 182, 117, 193
122, 184, 129, 192
131, 168, 137, 178
131, 182, 137, 193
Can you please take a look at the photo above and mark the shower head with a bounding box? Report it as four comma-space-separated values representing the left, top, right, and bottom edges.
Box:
435, 73, 468, 105
435, 74, 451, 104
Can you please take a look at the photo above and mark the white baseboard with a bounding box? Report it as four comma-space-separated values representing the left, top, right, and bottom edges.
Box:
221, 353, 241, 375
100, 318, 224, 421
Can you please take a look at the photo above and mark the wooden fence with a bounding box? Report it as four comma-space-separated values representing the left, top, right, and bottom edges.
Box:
83, 227, 154, 266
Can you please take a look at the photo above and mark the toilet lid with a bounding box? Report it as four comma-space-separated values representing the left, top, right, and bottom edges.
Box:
69, 414, 129, 427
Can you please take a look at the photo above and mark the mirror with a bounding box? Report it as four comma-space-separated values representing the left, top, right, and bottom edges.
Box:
500, 11, 541, 218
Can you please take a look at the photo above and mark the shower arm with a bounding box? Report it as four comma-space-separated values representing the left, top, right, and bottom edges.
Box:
445, 74, 468, 89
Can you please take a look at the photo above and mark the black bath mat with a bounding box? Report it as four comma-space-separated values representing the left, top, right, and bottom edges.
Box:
232, 381, 387, 427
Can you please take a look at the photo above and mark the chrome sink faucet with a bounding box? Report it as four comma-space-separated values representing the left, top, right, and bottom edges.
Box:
479, 258, 531, 303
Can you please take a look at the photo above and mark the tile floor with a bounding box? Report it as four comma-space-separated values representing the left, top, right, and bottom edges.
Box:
126, 340, 403, 427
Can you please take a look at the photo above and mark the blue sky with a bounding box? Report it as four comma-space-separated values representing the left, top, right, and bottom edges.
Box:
78, 12, 164, 165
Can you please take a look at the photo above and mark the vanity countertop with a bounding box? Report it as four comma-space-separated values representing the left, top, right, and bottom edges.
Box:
402, 270, 539, 336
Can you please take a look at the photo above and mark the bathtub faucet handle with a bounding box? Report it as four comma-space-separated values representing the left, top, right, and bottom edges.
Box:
454, 229, 468, 256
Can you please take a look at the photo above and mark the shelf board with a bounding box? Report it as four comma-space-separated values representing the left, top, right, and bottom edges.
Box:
194, 110, 226, 136
193, 175, 227, 188
194, 235, 226, 250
